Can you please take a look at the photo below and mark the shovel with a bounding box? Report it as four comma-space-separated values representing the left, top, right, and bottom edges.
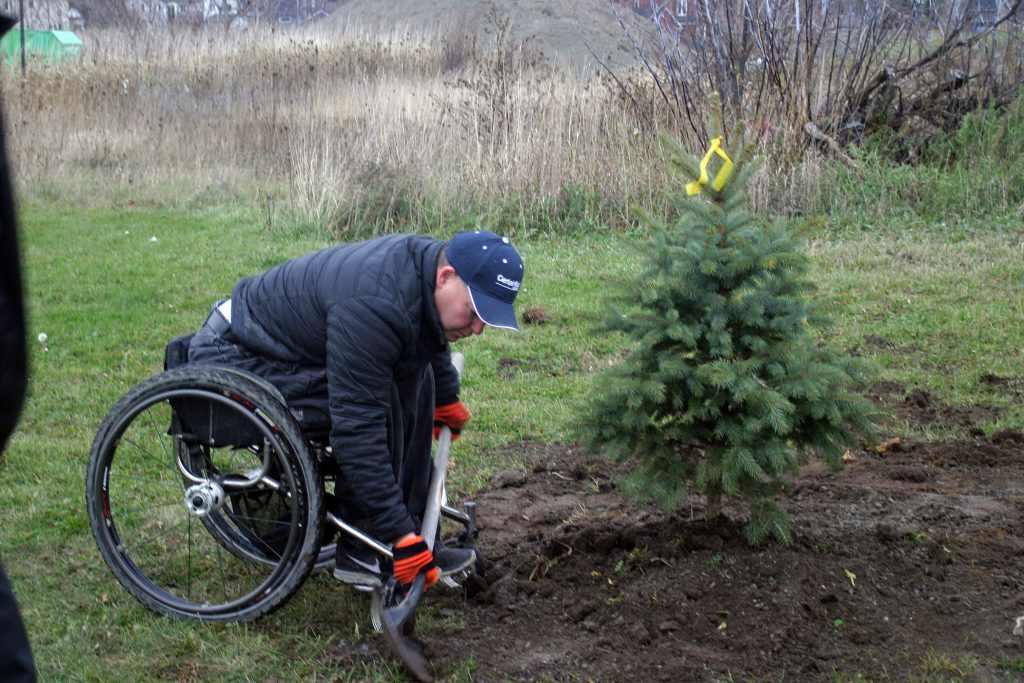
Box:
378, 417, 453, 681
377, 352, 465, 682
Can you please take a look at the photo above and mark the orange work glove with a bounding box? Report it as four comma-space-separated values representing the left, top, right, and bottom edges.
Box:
433, 400, 470, 441
392, 534, 439, 587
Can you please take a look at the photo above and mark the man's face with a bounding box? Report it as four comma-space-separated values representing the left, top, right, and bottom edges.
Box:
435, 265, 486, 342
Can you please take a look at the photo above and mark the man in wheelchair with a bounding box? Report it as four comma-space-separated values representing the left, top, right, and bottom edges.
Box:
186, 230, 524, 591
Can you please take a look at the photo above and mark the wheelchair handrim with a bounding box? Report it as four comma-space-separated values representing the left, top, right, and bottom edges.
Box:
92, 387, 310, 618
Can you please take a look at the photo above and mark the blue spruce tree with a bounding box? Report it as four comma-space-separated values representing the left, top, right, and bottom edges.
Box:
582, 127, 877, 545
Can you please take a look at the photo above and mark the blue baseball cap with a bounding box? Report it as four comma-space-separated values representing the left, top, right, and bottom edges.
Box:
447, 230, 524, 332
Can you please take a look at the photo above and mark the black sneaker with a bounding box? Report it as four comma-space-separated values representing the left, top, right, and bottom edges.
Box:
333, 538, 384, 588
434, 544, 476, 577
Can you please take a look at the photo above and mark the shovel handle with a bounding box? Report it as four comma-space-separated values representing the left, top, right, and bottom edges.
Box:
421, 352, 465, 549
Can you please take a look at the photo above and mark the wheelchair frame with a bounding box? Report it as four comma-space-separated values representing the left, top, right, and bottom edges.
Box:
85, 351, 477, 624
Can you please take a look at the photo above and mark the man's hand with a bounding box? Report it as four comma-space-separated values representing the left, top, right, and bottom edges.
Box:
392, 534, 439, 587
433, 400, 470, 440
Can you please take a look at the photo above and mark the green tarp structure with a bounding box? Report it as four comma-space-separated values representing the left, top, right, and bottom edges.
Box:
0, 29, 83, 65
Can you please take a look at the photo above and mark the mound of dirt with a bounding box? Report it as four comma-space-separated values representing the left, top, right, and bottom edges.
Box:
340, 385, 1024, 680
326, 0, 657, 75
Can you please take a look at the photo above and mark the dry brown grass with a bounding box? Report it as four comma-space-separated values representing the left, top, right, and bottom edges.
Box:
4, 2, 1020, 236
1, 21, 683, 235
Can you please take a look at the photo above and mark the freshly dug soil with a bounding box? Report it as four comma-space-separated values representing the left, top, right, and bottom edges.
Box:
412, 384, 1024, 681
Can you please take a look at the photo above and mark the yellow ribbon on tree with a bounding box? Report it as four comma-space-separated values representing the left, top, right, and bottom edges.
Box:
685, 136, 734, 196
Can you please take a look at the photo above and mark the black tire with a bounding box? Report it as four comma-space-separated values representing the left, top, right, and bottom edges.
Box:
86, 365, 324, 623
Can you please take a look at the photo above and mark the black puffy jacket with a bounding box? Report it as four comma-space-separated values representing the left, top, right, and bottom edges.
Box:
229, 234, 459, 539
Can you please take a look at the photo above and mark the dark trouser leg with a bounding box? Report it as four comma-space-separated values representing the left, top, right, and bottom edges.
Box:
0, 561, 36, 683
395, 365, 436, 528
187, 326, 329, 428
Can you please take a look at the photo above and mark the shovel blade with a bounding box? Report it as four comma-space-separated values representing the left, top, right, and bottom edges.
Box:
379, 574, 433, 682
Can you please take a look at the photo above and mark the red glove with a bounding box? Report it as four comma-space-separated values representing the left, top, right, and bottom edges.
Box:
392, 534, 439, 587
433, 400, 470, 441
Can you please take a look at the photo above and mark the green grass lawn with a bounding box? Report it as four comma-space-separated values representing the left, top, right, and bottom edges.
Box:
3, 201, 1022, 681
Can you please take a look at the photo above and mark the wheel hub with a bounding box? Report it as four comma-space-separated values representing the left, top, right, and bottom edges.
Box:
184, 481, 226, 517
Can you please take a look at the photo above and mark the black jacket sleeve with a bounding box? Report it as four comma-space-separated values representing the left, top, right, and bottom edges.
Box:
431, 349, 460, 406
325, 296, 417, 542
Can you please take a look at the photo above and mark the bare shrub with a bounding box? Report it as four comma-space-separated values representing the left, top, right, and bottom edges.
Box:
609, 0, 1024, 165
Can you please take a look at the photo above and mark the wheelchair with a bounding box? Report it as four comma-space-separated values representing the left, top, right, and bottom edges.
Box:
85, 334, 480, 624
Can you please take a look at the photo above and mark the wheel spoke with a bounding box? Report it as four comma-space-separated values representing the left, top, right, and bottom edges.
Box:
117, 433, 178, 475
141, 401, 175, 470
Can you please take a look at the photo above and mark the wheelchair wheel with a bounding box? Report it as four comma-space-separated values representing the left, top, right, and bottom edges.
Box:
86, 365, 324, 623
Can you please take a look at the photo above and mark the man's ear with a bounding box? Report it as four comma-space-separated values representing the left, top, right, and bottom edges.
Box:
436, 265, 458, 288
